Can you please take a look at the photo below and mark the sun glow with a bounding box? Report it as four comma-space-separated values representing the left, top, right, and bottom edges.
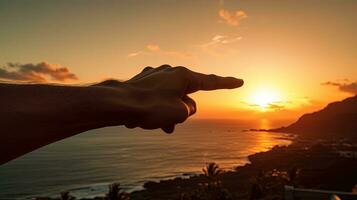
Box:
248, 88, 282, 111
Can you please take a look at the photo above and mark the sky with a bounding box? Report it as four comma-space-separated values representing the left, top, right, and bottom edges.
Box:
1, 0, 357, 120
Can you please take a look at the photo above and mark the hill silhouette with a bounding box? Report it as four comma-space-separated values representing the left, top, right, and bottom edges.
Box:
271, 95, 357, 139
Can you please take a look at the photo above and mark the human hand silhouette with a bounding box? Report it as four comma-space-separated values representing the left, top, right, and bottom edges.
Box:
0, 64, 243, 163
94, 65, 244, 133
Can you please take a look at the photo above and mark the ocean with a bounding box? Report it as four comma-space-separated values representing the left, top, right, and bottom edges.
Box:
0, 119, 292, 199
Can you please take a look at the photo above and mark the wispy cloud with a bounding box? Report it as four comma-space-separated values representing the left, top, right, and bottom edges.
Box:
218, 9, 247, 27
202, 35, 242, 47
146, 44, 160, 52
128, 51, 144, 57
128, 44, 193, 59
199, 34, 242, 57
245, 102, 286, 112
322, 80, 357, 94
240, 97, 313, 112
266, 103, 285, 111
0, 62, 78, 83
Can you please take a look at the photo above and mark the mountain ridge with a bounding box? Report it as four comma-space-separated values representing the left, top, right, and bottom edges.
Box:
270, 95, 357, 139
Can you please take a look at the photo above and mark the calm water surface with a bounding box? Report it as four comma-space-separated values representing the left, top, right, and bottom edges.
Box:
0, 119, 292, 199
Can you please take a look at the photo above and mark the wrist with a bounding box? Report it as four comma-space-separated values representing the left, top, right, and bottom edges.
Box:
82, 84, 146, 129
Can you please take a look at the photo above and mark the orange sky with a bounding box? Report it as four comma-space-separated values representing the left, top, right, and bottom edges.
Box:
1, 0, 357, 120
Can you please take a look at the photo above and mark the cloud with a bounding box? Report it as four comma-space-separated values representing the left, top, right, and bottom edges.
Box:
199, 34, 242, 57
146, 44, 160, 52
240, 97, 302, 112
0, 62, 78, 83
128, 44, 194, 59
128, 51, 144, 57
322, 80, 357, 94
266, 103, 285, 111
202, 35, 242, 47
218, 9, 247, 27
248, 103, 285, 111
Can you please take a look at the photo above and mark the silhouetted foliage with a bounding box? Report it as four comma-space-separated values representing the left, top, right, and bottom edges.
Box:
184, 183, 233, 200
248, 169, 296, 200
203, 162, 222, 181
106, 183, 130, 200
60, 191, 75, 200
181, 163, 233, 200
249, 171, 264, 200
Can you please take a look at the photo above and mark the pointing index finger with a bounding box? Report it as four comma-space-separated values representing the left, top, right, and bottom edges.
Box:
187, 71, 244, 93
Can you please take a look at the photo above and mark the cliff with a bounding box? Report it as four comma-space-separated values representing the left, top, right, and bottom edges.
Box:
271, 95, 357, 139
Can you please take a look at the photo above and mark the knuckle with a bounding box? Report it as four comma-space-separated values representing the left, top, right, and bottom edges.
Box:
159, 64, 172, 68
143, 66, 153, 71
207, 74, 218, 79
97, 79, 121, 87
174, 66, 189, 75
154, 64, 172, 72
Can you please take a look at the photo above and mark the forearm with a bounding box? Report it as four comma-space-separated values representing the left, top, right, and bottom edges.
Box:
0, 83, 141, 164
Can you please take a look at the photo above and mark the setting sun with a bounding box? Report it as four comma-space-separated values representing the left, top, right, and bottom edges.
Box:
249, 89, 282, 111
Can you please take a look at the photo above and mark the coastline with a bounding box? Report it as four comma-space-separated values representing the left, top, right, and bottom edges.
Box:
130, 136, 357, 200
31, 133, 357, 199
130, 134, 295, 200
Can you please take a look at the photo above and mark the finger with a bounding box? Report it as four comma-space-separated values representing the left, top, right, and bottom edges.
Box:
182, 95, 196, 116
162, 125, 175, 134
188, 72, 244, 93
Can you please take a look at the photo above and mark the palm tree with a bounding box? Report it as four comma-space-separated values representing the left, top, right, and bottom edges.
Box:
202, 162, 222, 181
182, 163, 233, 200
106, 183, 130, 200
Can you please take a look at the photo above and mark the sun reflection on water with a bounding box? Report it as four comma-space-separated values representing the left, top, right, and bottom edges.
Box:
259, 118, 271, 130
248, 119, 290, 154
